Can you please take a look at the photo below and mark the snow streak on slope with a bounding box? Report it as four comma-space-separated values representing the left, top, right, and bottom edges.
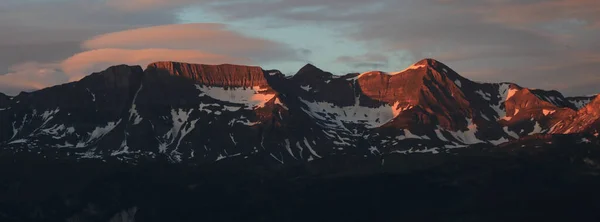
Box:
157, 108, 198, 161
41, 124, 75, 140
129, 84, 144, 125
476, 90, 492, 101
76, 120, 122, 148
491, 84, 511, 119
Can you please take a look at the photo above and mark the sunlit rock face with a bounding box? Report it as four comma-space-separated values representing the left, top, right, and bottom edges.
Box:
0, 59, 599, 164
146, 62, 270, 88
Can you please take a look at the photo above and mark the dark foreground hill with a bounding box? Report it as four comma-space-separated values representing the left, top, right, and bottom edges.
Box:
1, 135, 600, 222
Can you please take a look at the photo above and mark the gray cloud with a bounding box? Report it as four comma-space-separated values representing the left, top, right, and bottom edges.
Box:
196, 0, 600, 96
336, 53, 389, 69
0, 0, 179, 74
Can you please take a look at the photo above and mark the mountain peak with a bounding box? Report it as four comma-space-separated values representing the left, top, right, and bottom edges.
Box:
414, 58, 439, 66
292, 63, 332, 80
297, 63, 321, 73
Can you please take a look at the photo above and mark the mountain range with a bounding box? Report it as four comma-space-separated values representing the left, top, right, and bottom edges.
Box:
2, 58, 600, 222
0, 58, 599, 164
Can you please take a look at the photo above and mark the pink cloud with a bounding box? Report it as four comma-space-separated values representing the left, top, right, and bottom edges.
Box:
0, 62, 68, 95
0, 22, 298, 94
82, 23, 298, 62
105, 0, 200, 12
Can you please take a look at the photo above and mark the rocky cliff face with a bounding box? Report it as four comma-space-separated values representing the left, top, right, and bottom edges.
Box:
0, 59, 598, 163
147, 62, 270, 88
550, 96, 600, 134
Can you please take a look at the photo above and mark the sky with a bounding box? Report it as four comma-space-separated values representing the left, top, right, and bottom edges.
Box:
0, 0, 599, 96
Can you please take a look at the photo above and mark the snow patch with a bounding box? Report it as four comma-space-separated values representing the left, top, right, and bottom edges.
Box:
491, 84, 511, 119
480, 113, 491, 121
454, 79, 462, 87
157, 109, 198, 153
503, 126, 520, 139
284, 139, 296, 159
86, 88, 96, 102
112, 141, 131, 156
543, 109, 556, 116
158, 143, 168, 153
216, 154, 227, 161
368, 146, 381, 155
240, 119, 260, 126
489, 137, 509, 145
56, 142, 75, 148
300, 85, 312, 91
229, 133, 237, 146
304, 138, 321, 159
445, 143, 467, 149
228, 116, 260, 126
570, 98, 592, 109
295, 141, 305, 158
41, 108, 60, 121
529, 122, 543, 135
40, 124, 74, 140
270, 153, 284, 164
412, 148, 440, 154
392, 64, 427, 74
299, 96, 412, 130
195, 85, 275, 109
174, 119, 197, 151
274, 97, 288, 110
397, 129, 430, 140
506, 88, 519, 101
448, 118, 483, 144
352, 71, 379, 80
8, 139, 28, 144
475, 90, 491, 101
434, 129, 449, 142
544, 96, 561, 106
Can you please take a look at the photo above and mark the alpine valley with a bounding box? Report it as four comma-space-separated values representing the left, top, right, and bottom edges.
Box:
2, 59, 600, 222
